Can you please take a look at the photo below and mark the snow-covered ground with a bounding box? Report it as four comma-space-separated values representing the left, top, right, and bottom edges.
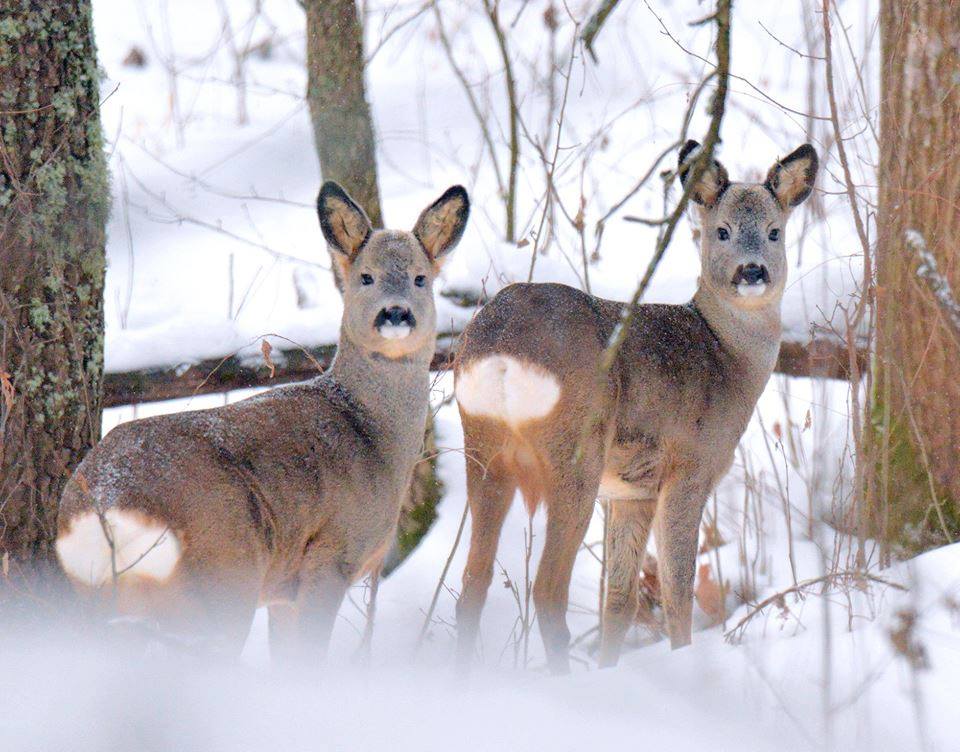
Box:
8, 2, 957, 751
67, 371, 956, 752
7, 376, 960, 751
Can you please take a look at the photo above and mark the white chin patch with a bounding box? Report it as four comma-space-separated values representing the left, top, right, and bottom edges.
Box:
736, 282, 767, 298
379, 323, 411, 340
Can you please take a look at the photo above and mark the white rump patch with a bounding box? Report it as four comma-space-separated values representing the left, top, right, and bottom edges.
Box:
378, 323, 411, 340
456, 354, 561, 426
56, 510, 181, 587
736, 281, 767, 298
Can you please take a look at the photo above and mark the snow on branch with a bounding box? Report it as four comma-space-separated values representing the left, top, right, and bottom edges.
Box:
906, 229, 960, 339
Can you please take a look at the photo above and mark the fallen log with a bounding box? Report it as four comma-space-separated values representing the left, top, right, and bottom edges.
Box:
775, 338, 868, 381
103, 335, 866, 408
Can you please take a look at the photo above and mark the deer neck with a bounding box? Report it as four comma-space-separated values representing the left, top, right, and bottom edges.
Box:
692, 282, 782, 386
328, 328, 433, 457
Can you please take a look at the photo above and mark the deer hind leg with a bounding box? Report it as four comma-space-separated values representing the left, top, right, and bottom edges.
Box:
455, 451, 516, 672
655, 470, 712, 649
598, 497, 656, 667
533, 468, 600, 675
58, 512, 260, 656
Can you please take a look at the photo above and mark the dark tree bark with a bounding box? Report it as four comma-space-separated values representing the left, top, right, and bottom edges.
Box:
305, 0, 382, 230
0, 0, 109, 575
875, 0, 960, 550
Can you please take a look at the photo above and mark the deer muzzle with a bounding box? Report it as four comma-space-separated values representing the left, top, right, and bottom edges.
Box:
732, 263, 770, 297
375, 305, 416, 339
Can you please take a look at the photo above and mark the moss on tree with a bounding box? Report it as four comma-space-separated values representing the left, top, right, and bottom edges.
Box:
0, 0, 109, 570
872, 0, 960, 555
869, 403, 960, 556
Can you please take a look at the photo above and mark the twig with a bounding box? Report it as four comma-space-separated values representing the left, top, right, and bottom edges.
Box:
482, 0, 521, 242
599, 0, 731, 375
525, 23, 580, 285
758, 20, 825, 61
822, 0, 872, 328
414, 499, 469, 653
429, 0, 506, 199
725, 571, 906, 642
122, 162, 323, 268
582, 0, 622, 61
366, 0, 432, 63
357, 568, 380, 663
757, 411, 798, 587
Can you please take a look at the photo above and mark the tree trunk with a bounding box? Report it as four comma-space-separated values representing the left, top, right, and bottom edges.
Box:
304, 1, 439, 572
875, 0, 960, 551
305, 0, 382, 230
0, 0, 109, 576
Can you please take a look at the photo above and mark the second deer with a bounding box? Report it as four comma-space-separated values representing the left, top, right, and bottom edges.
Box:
454, 140, 818, 672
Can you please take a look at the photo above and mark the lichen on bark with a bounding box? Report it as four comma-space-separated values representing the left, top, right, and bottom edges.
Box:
0, 0, 109, 571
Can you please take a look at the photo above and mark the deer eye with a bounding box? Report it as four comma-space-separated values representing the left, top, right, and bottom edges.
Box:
717, 227, 730, 241
360, 273, 374, 285
768, 228, 780, 242
414, 275, 427, 288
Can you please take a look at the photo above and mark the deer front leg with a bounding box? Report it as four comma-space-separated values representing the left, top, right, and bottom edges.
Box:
655, 472, 711, 649
274, 560, 349, 675
299, 566, 350, 663
268, 602, 299, 668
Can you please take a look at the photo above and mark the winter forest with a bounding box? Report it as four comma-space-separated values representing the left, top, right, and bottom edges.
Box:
1, 0, 959, 749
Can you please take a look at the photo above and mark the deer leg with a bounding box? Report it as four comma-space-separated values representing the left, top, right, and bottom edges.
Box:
456, 457, 516, 671
598, 497, 656, 667
141, 547, 260, 658
287, 562, 350, 675
655, 473, 711, 649
268, 603, 299, 667
533, 480, 596, 675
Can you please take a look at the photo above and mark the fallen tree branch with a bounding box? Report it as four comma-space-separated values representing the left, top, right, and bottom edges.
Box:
103, 335, 866, 408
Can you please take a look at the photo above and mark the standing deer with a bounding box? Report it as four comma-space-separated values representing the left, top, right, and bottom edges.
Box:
56, 181, 469, 667
454, 140, 817, 672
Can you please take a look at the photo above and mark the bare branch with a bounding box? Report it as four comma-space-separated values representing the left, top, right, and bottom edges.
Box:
582, 0, 622, 61
600, 0, 732, 375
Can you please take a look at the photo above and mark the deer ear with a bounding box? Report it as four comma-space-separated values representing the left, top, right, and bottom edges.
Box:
316, 181, 372, 260
413, 185, 470, 263
764, 144, 819, 208
678, 139, 729, 207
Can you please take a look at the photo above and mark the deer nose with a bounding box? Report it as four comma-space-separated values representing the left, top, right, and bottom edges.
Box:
375, 305, 415, 328
735, 263, 769, 285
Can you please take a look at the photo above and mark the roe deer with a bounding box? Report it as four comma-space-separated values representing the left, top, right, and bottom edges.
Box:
56, 181, 469, 667
454, 141, 817, 672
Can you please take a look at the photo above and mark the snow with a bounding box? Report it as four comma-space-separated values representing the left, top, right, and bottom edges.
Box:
64, 371, 956, 752
8, 1, 957, 751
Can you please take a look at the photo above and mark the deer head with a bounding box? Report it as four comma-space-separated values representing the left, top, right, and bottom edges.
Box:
679, 140, 818, 309
317, 182, 470, 358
